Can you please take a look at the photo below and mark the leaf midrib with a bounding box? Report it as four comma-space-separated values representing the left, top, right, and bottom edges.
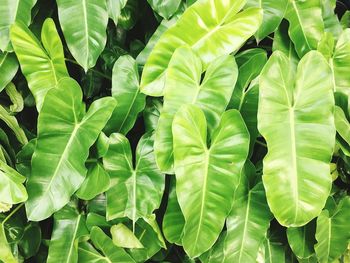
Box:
237, 191, 251, 262
65, 215, 82, 262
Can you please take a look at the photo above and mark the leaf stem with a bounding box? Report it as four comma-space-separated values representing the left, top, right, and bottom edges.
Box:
2, 203, 24, 224
256, 140, 267, 148
65, 58, 112, 80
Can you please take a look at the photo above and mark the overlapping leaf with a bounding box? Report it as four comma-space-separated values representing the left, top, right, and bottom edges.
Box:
155, 46, 237, 172
172, 105, 249, 257
258, 51, 335, 226
140, 0, 262, 96
10, 18, 68, 110
26, 78, 116, 221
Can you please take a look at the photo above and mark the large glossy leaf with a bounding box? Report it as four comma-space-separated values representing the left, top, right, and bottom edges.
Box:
0, 0, 37, 51
140, 0, 262, 96
245, 0, 287, 41
222, 162, 272, 263
76, 162, 110, 201
147, 0, 182, 19
162, 177, 185, 245
0, 52, 18, 91
0, 160, 27, 206
56, 0, 108, 71
103, 132, 164, 223
315, 197, 350, 263
10, 18, 68, 110
285, 0, 324, 58
26, 78, 116, 221
154, 46, 237, 173
258, 51, 335, 227
47, 204, 88, 263
287, 220, 317, 261
78, 226, 135, 263
172, 105, 249, 257
104, 55, 146, 135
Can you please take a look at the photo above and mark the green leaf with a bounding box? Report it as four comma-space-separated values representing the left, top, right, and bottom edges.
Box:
172, 105, 250, 257
263, 233, 286, 263
25, 78, 117, 221
110, 223, 144, 248
107, 0, 127, 26
0, 160, 27, 206
118, 0, 139, 30
147, 0, 182, 19
335, 106, 350, 147
228, 48, 266, 115
0, 0, 37, 51
76, 162, 110, 201
287, 220, 317, 260
79, 226, 135, 263
136, 17, 178, 67
18, 221, 41, 259
245, 0, 288, 41
329, 29, 350, 96
285, 0, 324, 58
0, 217, 17, 263
321, 0, 342, 38
47, 204, 89, 263
154, 46, 238, 173
162, 177, 185, 245
128, 216, 166, 262
104, 55, 146, 135
0, 104, 27, 145
10, 18, 68, 110
143, 98, 162, 132
140, 0, 262, 96
56, 0, 108, 71
0, 52, 18, 92
5, 82, 23, 113
340, 11, 350, 29
222, 163, 272, 262
272, 20, 299, 66
315, 197, 350, 263
103, 132, 164, 224
258, 50, 335, 227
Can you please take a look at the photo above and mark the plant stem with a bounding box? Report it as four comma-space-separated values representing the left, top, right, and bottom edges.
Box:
3, 203, 24, 224
256, 140, 267, 148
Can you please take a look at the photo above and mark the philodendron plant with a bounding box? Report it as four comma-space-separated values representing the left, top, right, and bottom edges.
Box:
1, 0, 350, 262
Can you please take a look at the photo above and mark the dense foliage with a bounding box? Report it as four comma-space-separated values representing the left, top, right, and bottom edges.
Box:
1, 0, 350, 262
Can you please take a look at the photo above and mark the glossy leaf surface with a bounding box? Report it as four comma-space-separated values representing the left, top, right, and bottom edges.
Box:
10, 18, 68, 110
0, 0, 36, 51
315, 197, 350, 263
47, 204, 88, 263
172, 105, 249, 257
103, 132, 164, 223
26, 78, 116, 221
155, 46, 237, 172
0, 52, 18, 91
140, 0, 262, 96
57, 0, 108, 71
285, 0, 324, 57
104, 55, 146, 135
258, 51, 335, 226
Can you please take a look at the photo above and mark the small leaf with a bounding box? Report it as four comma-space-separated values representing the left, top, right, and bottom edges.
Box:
110, 223, 144, 248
